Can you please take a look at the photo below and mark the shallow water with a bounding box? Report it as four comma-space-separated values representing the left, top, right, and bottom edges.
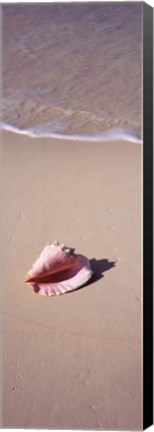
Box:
2, 2, 143, 139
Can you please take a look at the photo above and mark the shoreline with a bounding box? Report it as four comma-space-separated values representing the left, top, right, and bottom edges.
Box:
1, 123, 143, 144
2, 130, 142, 429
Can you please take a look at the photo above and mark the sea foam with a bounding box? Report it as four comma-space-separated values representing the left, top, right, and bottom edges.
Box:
0, 122, 143, 144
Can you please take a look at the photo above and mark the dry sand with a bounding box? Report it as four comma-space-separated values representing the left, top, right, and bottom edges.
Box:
2, 130, 142, 430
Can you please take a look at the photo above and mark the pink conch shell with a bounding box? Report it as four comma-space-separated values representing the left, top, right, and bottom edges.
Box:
24, 241, 93, 296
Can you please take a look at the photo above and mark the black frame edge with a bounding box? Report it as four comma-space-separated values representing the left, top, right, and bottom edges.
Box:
143, 1, 153, 430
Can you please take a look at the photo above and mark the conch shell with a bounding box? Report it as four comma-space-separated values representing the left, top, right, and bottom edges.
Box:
24, 241, 93, 296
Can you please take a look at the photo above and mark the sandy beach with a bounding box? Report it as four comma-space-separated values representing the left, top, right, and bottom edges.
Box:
2, 130, 142, 430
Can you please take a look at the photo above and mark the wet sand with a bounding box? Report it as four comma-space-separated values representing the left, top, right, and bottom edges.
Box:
2, 130, 142, 429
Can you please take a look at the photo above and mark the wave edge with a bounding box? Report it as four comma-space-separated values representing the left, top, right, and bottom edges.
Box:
0, 122, 143, 144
